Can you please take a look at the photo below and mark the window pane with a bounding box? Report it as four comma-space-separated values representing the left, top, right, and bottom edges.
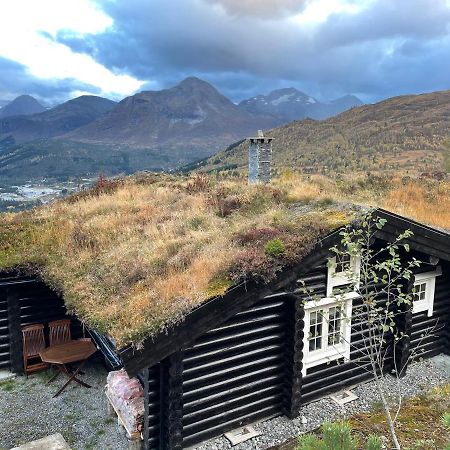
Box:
328, 306, 343, 346
335, 254, 351, 273
309, 310, 323, 351
413, 282, 427, 302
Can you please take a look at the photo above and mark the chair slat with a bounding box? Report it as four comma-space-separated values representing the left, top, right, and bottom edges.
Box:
49, 319, 72, 346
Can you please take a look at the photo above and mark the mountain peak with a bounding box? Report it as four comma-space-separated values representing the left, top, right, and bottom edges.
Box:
270, 87, 302, 96
330, 94, 363, 108
239, 88, 350, 120
179, 76, 205, 84
0, 95, 46, 118
177, 77, 215, 89
14, 94, 37, 101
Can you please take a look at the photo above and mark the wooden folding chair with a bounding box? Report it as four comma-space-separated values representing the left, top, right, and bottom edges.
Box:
21, 324, 48, 375
49, 319, 72, 346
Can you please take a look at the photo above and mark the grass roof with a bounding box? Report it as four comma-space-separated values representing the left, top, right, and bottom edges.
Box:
0, 172, 449, 346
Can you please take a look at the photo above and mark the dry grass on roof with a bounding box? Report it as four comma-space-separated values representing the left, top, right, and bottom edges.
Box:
0, 171, 449, 346
0, 173, 355, 345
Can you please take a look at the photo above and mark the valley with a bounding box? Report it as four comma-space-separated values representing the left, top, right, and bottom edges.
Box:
0, 178, 94, 212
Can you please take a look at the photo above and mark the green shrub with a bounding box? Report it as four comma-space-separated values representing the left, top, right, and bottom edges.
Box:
297, 435, 321, 450
296, 422, 382, 450
367, 435, 383, 450
442, 412, 450, 429
443, 413, 450, 450
264, 238, 285, 257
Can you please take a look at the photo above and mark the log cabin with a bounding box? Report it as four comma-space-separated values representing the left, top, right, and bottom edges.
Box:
0, 174, 449, 450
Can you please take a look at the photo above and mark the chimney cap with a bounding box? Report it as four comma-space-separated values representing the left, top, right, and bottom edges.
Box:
248, 130, 273, 140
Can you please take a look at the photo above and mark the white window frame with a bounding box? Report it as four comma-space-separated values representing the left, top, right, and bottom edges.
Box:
326, 255, 361, 297
302, 292, 357, 376
413, 267, 442, 316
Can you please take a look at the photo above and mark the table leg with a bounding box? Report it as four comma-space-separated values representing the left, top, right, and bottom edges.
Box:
47, 365, 63, 384
53, 359, 91, 398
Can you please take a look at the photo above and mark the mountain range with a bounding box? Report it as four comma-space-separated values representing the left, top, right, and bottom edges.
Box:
192, 90, 450, 175
239, 88, 362, 121
0, 95, 116, 144
61, 77, 277, 147
0, 78, 362, 181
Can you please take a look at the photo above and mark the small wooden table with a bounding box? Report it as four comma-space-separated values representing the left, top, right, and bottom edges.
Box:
40, 340, 97, 397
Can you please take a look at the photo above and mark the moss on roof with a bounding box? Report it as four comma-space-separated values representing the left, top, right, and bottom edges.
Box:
0, 172, 449, 346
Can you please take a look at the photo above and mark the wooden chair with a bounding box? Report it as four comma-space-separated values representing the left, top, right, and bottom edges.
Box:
49, 319, 72, 346
21, 324, 48, 375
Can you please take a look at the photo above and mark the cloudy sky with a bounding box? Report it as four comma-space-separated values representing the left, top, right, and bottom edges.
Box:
1, 0, 450, 105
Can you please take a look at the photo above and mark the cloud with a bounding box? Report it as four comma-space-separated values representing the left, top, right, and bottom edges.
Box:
0, 57, 102, 105
0, 0, 145, 101
55, 0, 448, 103
204, 0, 308, 18
3, 0, 450, 103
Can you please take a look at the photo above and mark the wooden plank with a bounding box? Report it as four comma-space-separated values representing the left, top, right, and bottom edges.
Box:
6, 287, 22, 374
285, 296, 303, 419
162, 351, 184, 450
375, 209, 450, 240
142, 368, 150, 450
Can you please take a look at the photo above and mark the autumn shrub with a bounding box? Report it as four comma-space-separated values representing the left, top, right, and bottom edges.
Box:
186, 173, 210, 193
216, 195, 241, 217
67, 174, 123, 203
240, 186, 285, 216
230, 247, 282, 282
237, 227, 280, 246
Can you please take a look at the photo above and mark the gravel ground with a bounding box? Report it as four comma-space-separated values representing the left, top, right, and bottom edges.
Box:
0, 358, 128, 450
194, 355, 450, 450
0, 355, 448, 450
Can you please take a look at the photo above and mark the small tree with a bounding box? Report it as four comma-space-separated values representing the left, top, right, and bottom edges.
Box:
300, 212, 440, 449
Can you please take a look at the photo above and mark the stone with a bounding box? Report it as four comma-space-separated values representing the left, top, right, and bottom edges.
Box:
0, 369, 15, 382
11, 433, 71, 449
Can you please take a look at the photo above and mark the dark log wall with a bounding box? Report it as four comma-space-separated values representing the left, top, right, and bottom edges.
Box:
0, 285, 10, 370
146, 363, 162, 450
180, 295, 295, 448
143, 295, 296, 450
411, 261, 450, 360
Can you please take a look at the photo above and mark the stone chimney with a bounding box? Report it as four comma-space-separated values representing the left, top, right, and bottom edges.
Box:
248, 130, 273, 184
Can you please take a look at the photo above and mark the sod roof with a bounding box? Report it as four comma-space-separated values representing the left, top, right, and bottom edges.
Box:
0, 172, 449, 346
